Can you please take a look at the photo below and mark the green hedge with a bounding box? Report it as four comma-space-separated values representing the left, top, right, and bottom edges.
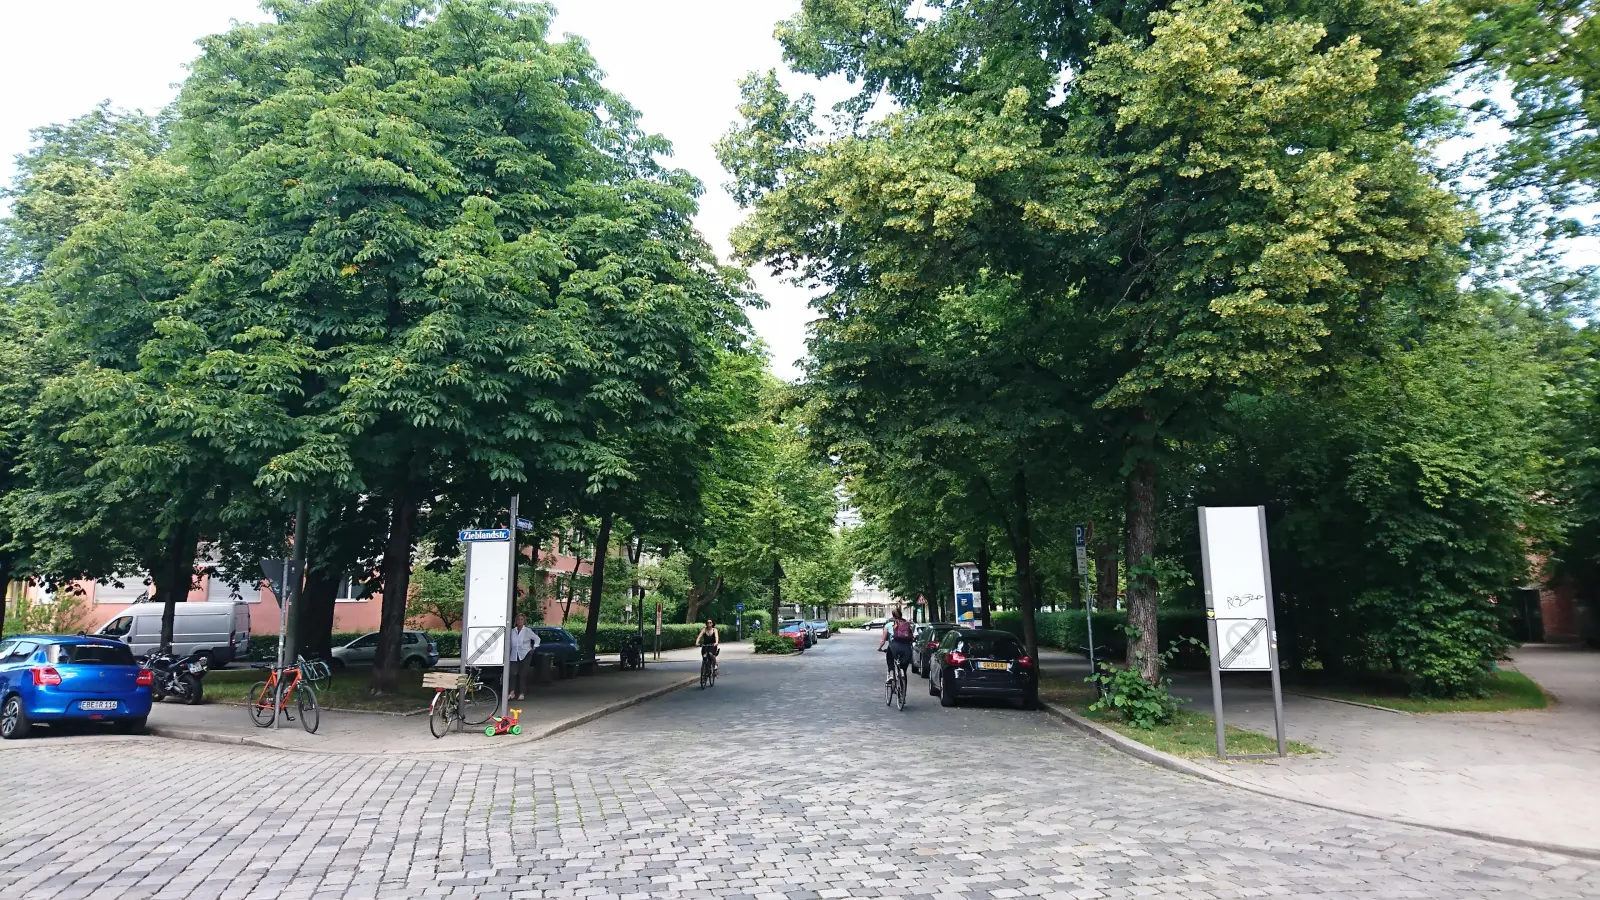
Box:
990, 609, 1209, 668
753, 632, 795, 654
832, 616, 873, 629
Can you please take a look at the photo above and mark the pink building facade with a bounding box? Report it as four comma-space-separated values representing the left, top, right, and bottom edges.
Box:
21, 539, 593, 637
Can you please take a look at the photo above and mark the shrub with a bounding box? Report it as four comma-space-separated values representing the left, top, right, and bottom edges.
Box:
1088, 637, 1201, 728
752, 631, 795, 654
3, 592, 87, 636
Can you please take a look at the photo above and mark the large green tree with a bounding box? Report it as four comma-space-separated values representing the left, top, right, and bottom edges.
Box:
726, 0, 1470, 679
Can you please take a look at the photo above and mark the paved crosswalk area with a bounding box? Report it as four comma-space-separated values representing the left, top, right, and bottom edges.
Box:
3, 633, 1599, 899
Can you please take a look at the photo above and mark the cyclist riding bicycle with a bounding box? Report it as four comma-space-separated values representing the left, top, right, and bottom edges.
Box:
697, 618, 720, 676
879, 607, 914, 683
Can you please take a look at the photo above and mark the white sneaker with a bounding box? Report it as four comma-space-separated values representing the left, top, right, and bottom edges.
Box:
885, 673, 894, 683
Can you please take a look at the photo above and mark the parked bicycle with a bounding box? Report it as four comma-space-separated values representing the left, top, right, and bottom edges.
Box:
297, 654, 333, 693
425, 667, 500, 739
248, 659, 319, 733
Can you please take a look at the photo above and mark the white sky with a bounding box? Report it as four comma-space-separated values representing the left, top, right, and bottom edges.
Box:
0, 0, 839, 379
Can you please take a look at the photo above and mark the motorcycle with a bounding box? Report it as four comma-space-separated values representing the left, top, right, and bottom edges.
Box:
619, 633, 644, 670
140, 650, 209, 705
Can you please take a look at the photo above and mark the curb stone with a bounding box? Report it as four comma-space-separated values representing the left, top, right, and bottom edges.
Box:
1040, 699, 1600, 862
148, 674, 700, 757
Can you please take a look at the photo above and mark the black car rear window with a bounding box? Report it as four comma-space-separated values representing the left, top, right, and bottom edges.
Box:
50, 642, 136, 665
959, 634, 1022, 658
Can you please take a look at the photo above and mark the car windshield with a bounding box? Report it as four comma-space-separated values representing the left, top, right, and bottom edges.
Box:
959, 634, 1022, 659
49, 642, 136, 666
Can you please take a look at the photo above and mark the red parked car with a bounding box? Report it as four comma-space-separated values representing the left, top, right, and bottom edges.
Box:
777, 621, 809, 651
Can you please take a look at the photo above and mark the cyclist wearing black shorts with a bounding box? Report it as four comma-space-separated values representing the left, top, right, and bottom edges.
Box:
697, 619, 720, 676
878, 607, 914, 683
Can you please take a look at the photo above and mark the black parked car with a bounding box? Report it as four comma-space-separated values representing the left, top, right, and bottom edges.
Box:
929, 628, 1038, 710
531, 627, 582, 675
911, 623, 959, 678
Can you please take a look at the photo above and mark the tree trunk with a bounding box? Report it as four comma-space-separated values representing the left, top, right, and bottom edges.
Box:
372, 485, 417, 694
1095, 528, 1119, 611
1005, 471, 1039, 661
1124, 450, 1160, 683
296, 566, 340, 663
769, 558, 782, 632
684, 569, 722, 624
580, 510, 613, 662
976, 545, 991, 628
155, 521, 199, 651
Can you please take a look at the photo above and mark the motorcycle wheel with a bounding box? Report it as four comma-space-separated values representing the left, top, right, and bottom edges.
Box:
180, 673, 203, 705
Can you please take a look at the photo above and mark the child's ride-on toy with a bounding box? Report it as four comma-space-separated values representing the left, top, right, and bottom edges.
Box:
485, 708, 522, 737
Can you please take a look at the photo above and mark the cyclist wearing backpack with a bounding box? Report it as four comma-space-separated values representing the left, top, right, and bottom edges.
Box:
879, 607, 915, 683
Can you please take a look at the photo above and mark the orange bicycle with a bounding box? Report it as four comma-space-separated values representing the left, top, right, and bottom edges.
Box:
248, 660, 319, 733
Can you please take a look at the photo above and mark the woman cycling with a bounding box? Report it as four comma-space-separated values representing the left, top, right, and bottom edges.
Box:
697, 618, 720, 676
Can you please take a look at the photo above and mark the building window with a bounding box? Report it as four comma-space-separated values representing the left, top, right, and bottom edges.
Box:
95, 573, 150, 604
207, 576, 262, 604
335, 576, 367, 602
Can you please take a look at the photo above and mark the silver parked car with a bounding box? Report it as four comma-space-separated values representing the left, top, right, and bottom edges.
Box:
810, 621, 831, 640
331, 631, 439, 669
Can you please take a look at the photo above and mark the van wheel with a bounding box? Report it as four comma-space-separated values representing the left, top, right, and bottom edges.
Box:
1, 695, 31, 739
194, 651, 215, 669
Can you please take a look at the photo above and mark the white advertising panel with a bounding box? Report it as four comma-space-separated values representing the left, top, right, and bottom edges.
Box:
464, 538, 513, 666
1199, 506, 1274, 672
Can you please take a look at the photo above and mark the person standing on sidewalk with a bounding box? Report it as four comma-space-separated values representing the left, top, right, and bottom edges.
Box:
508, 614, 540, 701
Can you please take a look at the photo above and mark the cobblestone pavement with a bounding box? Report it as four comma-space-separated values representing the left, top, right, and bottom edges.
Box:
1168, 643, 1600, 853
3, 633, 1600, 899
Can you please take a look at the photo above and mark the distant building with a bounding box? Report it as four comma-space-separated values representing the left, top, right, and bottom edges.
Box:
833, 575, 894, 619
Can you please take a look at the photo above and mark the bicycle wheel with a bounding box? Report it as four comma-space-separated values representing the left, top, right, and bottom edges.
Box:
247, 681, 276, 727
896, 668, 907, 711
461, 682, 498, 726
428, 693, 455, 739
699, 657, 710, 689
886, 672, 895, 707
296, 685, 319, 734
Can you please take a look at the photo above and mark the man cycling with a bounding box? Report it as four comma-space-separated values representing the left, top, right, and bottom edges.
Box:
878, 607, 914, 683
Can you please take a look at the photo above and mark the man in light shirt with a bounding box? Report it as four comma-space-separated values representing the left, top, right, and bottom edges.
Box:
508, 614, 540, 701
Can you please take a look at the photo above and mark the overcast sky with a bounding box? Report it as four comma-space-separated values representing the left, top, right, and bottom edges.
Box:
0, 0, 840, 379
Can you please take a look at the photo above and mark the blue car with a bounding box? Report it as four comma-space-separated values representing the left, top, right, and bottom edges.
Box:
0, 635, 153, 739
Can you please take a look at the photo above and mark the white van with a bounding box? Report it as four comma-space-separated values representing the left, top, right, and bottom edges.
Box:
95, 601, 251, 666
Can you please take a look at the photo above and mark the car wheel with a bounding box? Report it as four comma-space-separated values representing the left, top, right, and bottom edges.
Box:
939, 675, 958, 708
403, 656, 425, 670
330, 658, 347, 670
928, 669, 940, 696
0, 695, 31, 739
1019, 687, 1039, 712
117, 716, 148, 735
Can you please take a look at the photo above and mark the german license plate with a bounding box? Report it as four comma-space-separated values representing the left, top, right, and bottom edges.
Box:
978, 661, 1009, 670
80, 700, 118, 711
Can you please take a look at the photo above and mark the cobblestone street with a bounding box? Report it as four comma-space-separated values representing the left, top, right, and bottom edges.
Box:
3, 633, 1599, 899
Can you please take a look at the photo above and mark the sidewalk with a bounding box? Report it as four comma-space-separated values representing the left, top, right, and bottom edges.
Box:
149, 660, 703, 755
1053, 642, 1600, 856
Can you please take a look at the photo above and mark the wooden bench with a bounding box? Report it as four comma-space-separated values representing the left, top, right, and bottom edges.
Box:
421, 671, 467, 691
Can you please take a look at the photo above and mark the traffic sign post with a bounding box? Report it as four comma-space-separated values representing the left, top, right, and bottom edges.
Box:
735, 602, 744, 640
654, 600, 662, 660
1075, 523, 1096, 685
1198, 506, 1287, 759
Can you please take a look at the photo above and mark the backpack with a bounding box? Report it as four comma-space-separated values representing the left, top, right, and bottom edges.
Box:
892, 618, 913, 641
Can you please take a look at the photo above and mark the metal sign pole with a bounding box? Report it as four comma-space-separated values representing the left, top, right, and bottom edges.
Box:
1198, 507, 1227, 757
1259, 505, 1287, 758
458, 542, 472, 734
501, 494, 519, 720
1075, 525, 1095, 684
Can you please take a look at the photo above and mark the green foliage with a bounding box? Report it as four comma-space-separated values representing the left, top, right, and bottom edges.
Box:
407, 560, 465, 631
1088, 637, 1202, 729
2, 592, 87, 637
752, 631, 795, 654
